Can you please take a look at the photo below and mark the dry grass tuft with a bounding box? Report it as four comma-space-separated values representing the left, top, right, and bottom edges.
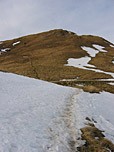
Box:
83, 85, 101, 93
77, 124, 114, 152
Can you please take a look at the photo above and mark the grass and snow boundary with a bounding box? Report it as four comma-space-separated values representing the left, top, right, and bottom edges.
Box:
75, 91, 114, 142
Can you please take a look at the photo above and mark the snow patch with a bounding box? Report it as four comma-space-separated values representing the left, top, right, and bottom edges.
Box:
98, 79, 114, 81
81, 45, 107, 58
93, 44, 107, 53
60, 78, 79, 82
108, 82, 114, 86
110, 45, 114, 48
0, 48, 10, 52
0, 48, 11, 55
13, 41, 20, 46
81, 46, 98, 57
66, 57, 95, 70
66, 57, 114, 78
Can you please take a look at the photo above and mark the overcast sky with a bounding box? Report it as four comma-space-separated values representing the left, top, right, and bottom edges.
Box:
0, 0, 114, 43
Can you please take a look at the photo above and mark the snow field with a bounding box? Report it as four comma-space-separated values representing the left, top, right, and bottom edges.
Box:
0, 72, 76, 152
0, 72, 114, 152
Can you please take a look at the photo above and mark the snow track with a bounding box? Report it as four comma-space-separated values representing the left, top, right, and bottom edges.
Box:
0, 72, 114, 151
0, 72, 79, 152
46, 90, 82, 152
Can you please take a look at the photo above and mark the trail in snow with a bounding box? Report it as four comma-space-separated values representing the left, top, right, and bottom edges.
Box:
0, 72, 114, 152
0, 72, 79, 152
46, 90, 84, 152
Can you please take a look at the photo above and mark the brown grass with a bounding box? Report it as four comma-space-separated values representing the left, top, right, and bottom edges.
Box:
0, 29, 114, 88
83, 85, 101, 93
56, 80, 114, 94
0, 29, 114, 93
77, 124, 114, 152
0, 29, 113, 82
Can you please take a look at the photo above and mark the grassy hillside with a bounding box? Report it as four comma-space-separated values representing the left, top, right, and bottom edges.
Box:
0, 29, 114, 93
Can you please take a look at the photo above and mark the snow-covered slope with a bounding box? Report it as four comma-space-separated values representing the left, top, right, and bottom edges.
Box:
0, 72, 114, 152
0, 72, 76, 152
75, 91, 114, 143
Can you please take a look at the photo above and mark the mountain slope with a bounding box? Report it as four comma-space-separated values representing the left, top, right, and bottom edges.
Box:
0, 30, 114, 151
0, 71, 75, 152
0, 29, 114, 79
0, 29, 114, 93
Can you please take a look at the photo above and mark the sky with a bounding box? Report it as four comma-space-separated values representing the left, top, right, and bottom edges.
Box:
0, 0, 114, 43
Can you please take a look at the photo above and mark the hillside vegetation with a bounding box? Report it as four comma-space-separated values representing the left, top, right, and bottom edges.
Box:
0, 29, 114, 93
